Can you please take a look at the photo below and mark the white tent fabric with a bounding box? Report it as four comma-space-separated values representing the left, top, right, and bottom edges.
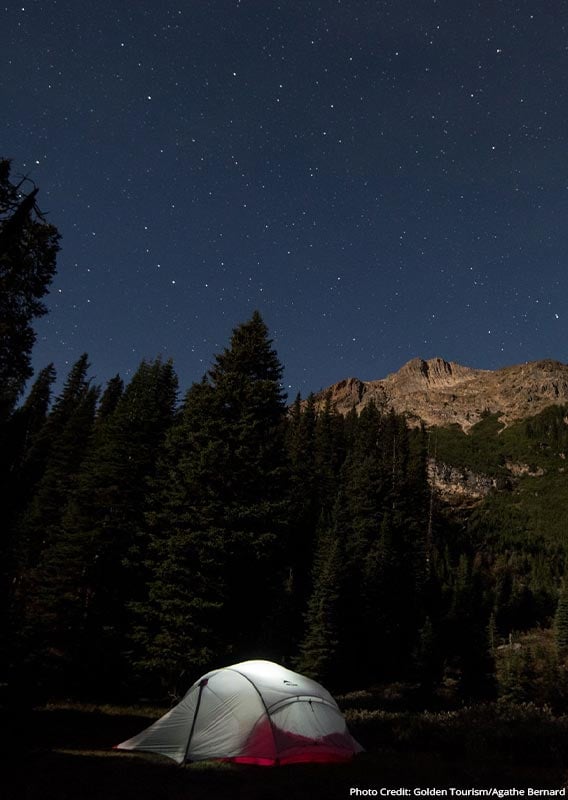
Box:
116, 659, 362, 765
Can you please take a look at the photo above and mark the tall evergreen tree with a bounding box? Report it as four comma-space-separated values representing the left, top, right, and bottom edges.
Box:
133, 377, 226, 693
7, 355, 98, 695
1, 363, 56, 473
95, 374, 124, 421
285, 393, 319, 636
136, 313, 289, 694
297, 522, 345, 687
0, 363, 57, 677
446, 554, 496, 699
13, 354, 95, 573
327, 404, 429, 683
43, 358, 179, 693
0, 363, 56, 534
314, 394, 345, 515
0, 159, 60, 419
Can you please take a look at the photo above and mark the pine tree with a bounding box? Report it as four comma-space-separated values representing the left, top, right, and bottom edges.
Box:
7, 355, 98, 695
297, 522, 345, 687
14, 354, 95, 572
314, 394, 345, 513
342, 401, 385, 565
285, 392, 319, 641
45, 358, 179, 693
0, 160, 60, 419
135, 313, 289, 693
0, 363, 57, 679
447, 555, 496, 700
362, 511, 408, 679
1, 363, 56, 473
0, 363, 56, 537
328, 403, 430, 683
133, 377, 226, 693
95, 374, 124, 421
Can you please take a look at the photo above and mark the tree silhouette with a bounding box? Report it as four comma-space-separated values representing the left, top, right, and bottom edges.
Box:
0, 159, 60, 419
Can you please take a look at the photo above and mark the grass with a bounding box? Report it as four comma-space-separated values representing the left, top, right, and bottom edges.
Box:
4, 701, 568, 799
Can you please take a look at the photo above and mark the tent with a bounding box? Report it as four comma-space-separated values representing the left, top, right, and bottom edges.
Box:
115, 659, 362, 765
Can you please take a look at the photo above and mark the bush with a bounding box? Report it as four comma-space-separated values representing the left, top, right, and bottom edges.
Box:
345, 702, 568, 767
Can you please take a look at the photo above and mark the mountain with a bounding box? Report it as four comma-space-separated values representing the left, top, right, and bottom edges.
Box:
313, 357, 568, 431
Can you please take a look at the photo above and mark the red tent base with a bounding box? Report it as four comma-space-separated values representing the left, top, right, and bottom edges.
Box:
223, 752, 354, 766
217, 719, 359, 766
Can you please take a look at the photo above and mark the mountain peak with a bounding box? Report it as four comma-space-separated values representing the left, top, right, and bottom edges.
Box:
313, 358, 568, 431
394, 357, 480, 387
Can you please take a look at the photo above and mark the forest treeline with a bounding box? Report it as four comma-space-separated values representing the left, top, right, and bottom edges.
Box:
2, 158, 568, 709
0, 313, 479, 699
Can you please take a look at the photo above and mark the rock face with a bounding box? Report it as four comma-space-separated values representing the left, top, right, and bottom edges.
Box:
314, 357, 568, 431
427, 459, 498, 508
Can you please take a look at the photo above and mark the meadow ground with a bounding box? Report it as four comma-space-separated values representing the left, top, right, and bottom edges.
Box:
4, 702, 568, 799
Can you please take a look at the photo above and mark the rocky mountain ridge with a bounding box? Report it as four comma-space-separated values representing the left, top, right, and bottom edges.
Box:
313, 357, 568, 432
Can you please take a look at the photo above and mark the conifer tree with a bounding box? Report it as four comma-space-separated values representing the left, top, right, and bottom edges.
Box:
447, 554, 496, 699
1, 363, 56, 471
297, 523, 345, 687
96, 374, 124, 421
8, 355, 98, 694
331, 403, 430, 682
0, 363, 57, 679
342, 401, 385, 565
133, 377, 225, 693
14, 354, 95, 572
45, 358, 178, 692
0, 363, 56, 534
136, 313, 289, 693
314, 394, 345, 514
285, 392, 319, 631
0, 159, 60, 419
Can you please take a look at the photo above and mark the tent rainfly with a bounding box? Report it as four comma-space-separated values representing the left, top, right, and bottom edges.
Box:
115, 659, 362, 765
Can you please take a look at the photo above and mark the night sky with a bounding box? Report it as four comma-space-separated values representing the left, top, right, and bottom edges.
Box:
3, 0, 568, 398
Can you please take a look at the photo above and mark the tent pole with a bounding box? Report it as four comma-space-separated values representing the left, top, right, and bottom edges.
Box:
182, 679, 207, 765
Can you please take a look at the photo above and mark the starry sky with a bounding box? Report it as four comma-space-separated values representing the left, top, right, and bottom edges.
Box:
3, 0, 568, 398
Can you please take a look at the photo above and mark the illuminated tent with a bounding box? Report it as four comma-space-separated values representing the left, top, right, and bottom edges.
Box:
116, 659, 362, 765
